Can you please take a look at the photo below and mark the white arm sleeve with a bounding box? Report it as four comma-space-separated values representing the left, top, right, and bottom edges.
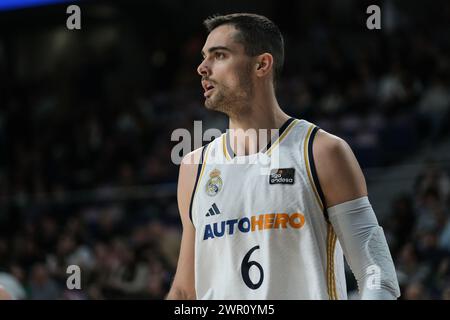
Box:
328, 196, 401, 300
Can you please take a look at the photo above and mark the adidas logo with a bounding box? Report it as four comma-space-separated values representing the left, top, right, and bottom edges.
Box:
206, 203, 221, 217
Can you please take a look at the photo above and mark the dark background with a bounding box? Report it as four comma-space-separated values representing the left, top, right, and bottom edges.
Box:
0, 0, 449, 299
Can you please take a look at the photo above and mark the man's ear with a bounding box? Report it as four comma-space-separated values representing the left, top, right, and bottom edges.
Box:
255, 53, 274, 77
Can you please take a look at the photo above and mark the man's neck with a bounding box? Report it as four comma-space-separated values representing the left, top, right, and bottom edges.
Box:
227, 98, 291, 156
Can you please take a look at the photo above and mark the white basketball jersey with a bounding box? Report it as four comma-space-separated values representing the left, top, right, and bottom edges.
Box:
190, 118, 347, 300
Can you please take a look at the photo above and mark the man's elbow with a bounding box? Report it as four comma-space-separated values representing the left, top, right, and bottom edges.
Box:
360, 278, 401, 300
359, 226, 401, 300
166, 286, 196, 300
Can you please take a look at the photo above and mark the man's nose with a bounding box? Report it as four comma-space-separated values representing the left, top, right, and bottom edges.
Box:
197, 59, 210, 77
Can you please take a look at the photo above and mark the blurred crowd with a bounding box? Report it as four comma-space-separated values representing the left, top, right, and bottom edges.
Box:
0, 198, 182, 299
0, 0, 450, 299
388, 164, 450, 299
346, 163, 450, 300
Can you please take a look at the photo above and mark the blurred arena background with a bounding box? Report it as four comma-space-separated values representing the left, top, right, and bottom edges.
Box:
0, 0, 449, 300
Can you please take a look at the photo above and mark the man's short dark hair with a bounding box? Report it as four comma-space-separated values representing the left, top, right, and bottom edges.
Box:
203, 13, 284, 85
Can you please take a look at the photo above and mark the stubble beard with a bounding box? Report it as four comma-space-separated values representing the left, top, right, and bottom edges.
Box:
204, 65, 253, 120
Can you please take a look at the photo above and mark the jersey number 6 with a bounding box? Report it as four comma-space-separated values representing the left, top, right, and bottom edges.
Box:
241, 245, 264, 290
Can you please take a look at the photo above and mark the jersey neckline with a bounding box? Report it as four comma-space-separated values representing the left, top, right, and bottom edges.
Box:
223, 117, 299, 160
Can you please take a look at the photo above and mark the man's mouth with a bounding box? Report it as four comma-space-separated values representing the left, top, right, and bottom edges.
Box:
204, 84, 215, 97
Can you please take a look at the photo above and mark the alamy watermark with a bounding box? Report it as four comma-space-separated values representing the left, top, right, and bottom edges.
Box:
366, 264, 381, 290
66, 265, 81, 290
64, 5, 380, 32
366, 5, 381, 30
66, 5, 81, 30
171, 121, 283, 175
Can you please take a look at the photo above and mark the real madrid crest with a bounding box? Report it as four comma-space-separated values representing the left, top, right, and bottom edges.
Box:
206, 168, 223, 196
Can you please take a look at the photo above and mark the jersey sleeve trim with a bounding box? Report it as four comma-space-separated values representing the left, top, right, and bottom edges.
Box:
189, 143, 211, 224
304, 124, 329, 221
266, 118, 299, 156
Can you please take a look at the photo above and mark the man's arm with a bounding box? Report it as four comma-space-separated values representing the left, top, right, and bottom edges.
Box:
165, 148, 203, 300
313, 129, 400, 300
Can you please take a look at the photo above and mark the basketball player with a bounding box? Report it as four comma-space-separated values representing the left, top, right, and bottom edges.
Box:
166, 13, 400, 300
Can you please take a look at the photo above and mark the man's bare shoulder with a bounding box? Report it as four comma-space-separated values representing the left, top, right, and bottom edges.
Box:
181, 146, 204, 167
312, 128, 367, 207
313, 129, 349, 157
177, 146, 207, 222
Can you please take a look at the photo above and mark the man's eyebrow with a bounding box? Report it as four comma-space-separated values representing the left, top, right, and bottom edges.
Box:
201, 46, 232, 57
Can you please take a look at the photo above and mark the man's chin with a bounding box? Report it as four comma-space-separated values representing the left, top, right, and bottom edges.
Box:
204, 99, 219, 110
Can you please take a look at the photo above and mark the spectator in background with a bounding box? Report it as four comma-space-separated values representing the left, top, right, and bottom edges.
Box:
0, 270, 25, 300
418, 75, 450, 140
384, 195, 416, 255
103, 238, 150, 299
404, 282, 429, 300
396, 242, 430, 289
29, 263, 61, 300
442, 283, 450, 300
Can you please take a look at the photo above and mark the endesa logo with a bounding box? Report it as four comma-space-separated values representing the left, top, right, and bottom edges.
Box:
203, 212, 305, 240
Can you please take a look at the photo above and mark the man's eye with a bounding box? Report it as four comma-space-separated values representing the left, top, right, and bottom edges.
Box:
215, 52, 225, 59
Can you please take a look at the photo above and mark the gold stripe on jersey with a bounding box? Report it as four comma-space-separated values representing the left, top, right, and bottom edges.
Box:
305, 124, 338, 300
266, 119, 300, 156
326, 223, 338, 300
331, 227, 338, 299
192, 143, 213, 222
303, 124, 324, 211
326, 224, 332, 299
222, 134, 231, 160
198, 143, 212, 184
222, 120, 299, 158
